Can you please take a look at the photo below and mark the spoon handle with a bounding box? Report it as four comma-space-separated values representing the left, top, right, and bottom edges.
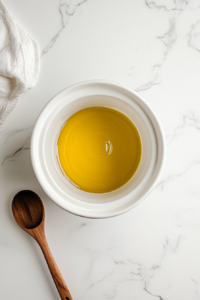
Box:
33, 228, 73, 300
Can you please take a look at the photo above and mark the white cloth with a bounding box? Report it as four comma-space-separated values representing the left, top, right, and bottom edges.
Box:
0, 1, 40, 126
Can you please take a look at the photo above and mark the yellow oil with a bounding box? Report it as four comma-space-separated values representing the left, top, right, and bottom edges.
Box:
57, 107, 142, 193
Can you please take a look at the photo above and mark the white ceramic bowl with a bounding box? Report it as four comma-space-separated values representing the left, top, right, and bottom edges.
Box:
31, 80, 165, 218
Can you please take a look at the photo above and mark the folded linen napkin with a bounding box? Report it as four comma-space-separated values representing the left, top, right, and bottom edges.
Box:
0, 1, 40, 126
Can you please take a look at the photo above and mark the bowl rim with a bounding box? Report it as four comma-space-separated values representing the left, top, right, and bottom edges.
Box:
31, 80, 165, 218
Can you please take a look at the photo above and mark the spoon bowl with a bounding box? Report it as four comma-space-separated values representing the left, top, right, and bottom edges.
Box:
12, 190, 43, 230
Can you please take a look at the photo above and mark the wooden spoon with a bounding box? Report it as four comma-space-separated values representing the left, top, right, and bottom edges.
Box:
12, 190, 73, 300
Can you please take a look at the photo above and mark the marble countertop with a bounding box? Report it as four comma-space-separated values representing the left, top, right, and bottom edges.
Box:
1, 0, 200, 299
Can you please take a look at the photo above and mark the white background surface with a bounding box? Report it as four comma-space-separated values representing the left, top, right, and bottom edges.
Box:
1, 0, 200, 299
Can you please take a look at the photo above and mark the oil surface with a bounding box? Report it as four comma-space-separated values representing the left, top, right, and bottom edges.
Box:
57, 107, 142, 193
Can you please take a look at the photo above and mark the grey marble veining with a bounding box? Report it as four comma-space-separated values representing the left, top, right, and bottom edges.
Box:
42, 0, 89, 56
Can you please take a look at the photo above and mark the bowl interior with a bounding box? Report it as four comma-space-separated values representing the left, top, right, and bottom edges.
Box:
31, 82, 164, 218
